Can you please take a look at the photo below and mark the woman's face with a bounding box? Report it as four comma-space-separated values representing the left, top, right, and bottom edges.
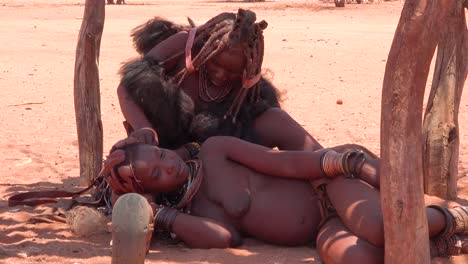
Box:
204, 48, 246, 87
117, 144, 189, 193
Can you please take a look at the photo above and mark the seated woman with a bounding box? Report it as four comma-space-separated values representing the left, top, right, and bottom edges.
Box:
104, 136, 468, 264
117, 8, 322, 161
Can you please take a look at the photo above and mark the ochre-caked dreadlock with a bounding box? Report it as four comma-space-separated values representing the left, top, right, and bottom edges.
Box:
173, 9, 268, 122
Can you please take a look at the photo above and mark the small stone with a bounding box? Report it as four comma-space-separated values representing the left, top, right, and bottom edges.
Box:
17, 252, 28, 258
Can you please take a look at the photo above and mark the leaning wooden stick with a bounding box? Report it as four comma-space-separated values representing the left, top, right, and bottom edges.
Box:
73, 0, 105, 185
422, 0, 468, 200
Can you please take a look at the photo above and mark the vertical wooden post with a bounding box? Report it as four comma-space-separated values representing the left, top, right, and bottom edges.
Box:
74, 0, 105, 186
423, 0, 467, 200
380, 0, 450, 262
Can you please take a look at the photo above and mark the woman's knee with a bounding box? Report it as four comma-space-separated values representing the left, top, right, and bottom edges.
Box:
330, 144, 378, 159
327, 178, 385, 247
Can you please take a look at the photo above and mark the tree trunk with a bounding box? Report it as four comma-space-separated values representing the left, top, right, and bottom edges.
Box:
73, 0, 105, 186
380, 0, 450, 263
423, 0, 468, 200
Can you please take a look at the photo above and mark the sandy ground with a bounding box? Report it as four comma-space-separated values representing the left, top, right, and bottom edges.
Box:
0, 0, 467, 263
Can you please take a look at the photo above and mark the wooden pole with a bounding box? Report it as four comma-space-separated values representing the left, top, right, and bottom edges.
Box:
74, 0, 105, 186
380, 0, 450, 262
423, 0, 468, 200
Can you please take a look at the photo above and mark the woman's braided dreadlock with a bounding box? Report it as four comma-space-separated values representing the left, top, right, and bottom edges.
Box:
176, 9, 268, 122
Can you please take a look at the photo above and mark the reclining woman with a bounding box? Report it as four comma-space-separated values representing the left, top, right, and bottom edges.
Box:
117, 8, 322, 161
105, 136, 468, 264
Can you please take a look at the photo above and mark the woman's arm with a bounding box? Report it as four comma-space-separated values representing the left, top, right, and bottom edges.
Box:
114, 193, 235, 249
202, 136, 380, 187
146, 31, 188, 71
171, 213, 236, 249
117, 84, 154, 132
117, 31, 189, 138
201, 136, 326, 181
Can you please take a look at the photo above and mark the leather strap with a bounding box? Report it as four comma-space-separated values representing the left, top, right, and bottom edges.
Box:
8, 180, 96, 207
310, 177, 335, 229
242, 71, 261, 89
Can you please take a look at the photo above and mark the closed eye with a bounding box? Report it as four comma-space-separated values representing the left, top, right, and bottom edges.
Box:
151, 167, 161, 179
150, 149, 164, 178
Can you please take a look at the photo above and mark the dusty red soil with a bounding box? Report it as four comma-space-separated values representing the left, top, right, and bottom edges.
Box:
0, 0, 467, 263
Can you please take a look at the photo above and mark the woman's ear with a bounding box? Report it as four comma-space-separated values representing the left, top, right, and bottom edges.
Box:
115, 165, 141, 193
117, 166, 133, 181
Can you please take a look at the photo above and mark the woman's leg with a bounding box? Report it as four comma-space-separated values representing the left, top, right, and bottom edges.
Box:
330, 143, 378, 159
316, 217, 383, 264
326, 177, 385, 247
326, 177, 446, 247
317, 213, 468, 262
253, 108, 323, 151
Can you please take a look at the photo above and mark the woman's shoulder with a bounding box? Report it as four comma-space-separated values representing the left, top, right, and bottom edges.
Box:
146, 31, 189, 62
200, 136, 235, 156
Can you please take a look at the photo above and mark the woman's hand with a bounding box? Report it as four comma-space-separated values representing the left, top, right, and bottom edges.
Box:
103, 149, 142, 194
112, 127, 159, 152
130, 128, 159, 146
